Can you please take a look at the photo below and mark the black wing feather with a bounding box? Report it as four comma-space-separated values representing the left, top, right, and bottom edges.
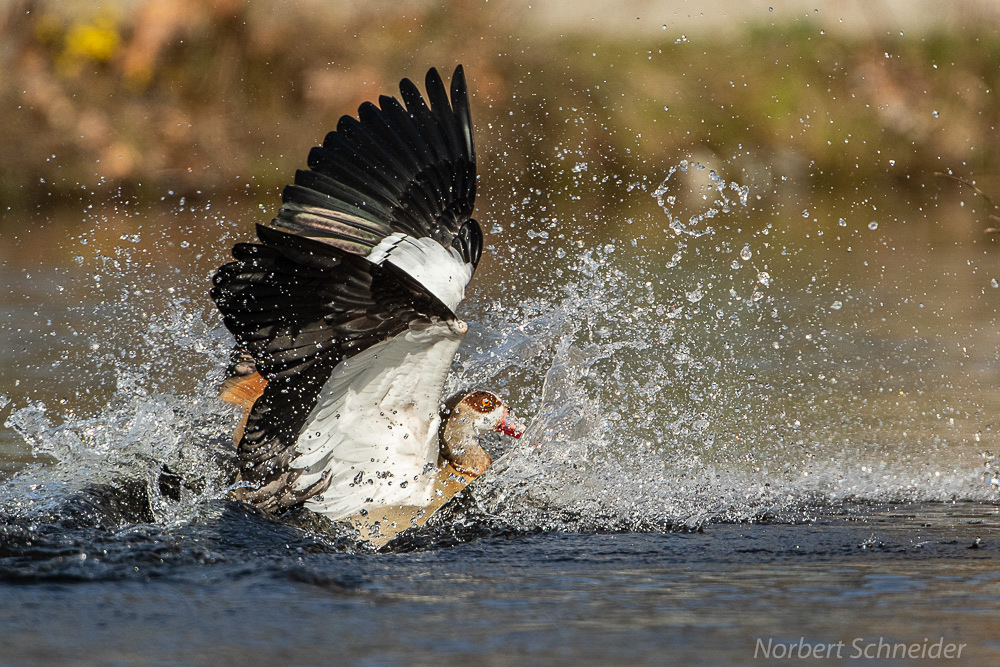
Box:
272, 65, 481, 268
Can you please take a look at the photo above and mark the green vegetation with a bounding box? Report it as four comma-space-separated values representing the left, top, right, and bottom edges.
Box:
2, 1, 1000, 217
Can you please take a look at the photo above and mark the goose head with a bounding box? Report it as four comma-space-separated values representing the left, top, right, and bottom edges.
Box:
441, 391, 525, 477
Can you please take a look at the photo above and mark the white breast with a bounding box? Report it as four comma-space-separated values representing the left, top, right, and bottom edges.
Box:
291, 320, 465, 520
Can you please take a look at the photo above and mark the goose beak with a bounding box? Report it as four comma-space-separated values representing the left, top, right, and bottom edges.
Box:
495, 408, 526, 438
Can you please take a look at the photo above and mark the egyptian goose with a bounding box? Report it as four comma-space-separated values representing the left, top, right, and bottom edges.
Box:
211, 66, 525, 532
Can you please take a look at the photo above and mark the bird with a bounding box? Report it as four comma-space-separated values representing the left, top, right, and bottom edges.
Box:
210, 65, 525, 536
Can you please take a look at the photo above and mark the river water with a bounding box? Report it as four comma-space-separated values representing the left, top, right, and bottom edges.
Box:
1, 161, 999, 663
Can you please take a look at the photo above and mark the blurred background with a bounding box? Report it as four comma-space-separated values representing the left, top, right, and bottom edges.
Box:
2, 0, 1000, 215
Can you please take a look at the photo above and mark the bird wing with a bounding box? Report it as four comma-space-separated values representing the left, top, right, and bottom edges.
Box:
211, 66, 480, 515
273, 65, 480, 309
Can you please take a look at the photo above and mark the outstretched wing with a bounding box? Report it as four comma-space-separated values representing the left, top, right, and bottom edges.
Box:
211, 66, 480, 516
274, 65, 481, 310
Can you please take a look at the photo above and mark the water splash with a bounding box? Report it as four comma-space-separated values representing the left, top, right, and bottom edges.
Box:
652, 160, 750, 238
1, 171, 996, 543
450, 160, 997, 529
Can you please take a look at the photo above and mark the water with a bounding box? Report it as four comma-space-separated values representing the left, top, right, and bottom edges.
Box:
1, 163, 999, 662
0, 504, 996, 663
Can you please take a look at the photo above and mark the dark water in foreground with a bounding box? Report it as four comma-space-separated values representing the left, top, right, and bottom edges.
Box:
0, 500, 997, 665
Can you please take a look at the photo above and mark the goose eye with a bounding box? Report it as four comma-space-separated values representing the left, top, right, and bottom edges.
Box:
466, 391, 498, 413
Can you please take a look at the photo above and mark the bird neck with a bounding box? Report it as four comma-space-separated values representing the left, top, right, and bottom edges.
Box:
441, 412, 493, 477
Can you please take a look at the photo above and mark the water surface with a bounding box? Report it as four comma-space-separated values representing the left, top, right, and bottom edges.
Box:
1, 168, 999, 662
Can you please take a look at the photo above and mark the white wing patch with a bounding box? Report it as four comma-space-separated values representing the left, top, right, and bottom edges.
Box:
366, 233, 473, 312
291, 321, 465, 520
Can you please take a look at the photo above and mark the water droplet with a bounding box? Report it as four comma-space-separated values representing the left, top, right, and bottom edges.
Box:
868, 221, 878, 230
991, 278, 998, 289
740, 244, 752, 261
757, 271, 771, 287
838, 218, 847, 227
830, 300, 843, 310
931, 110, 939, 118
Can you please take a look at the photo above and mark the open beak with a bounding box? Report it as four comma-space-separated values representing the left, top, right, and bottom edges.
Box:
495, 408, 526, 439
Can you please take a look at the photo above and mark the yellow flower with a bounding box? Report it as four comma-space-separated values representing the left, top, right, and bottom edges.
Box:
65, 16, 120, 63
